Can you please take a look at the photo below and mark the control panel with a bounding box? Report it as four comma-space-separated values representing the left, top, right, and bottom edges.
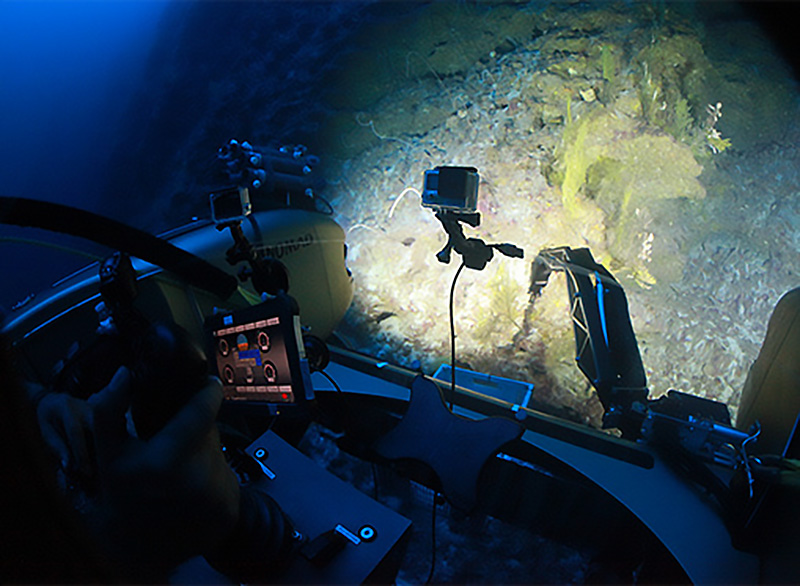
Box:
205, 295, 313, 407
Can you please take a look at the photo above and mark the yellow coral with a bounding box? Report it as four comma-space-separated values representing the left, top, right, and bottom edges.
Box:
551, 106, 705, 285
707, 133, 732, 154
558, 108, 626, 211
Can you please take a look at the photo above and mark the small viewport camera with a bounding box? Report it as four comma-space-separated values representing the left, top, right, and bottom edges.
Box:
422, 166, 479, 213
210, 186, 252, 225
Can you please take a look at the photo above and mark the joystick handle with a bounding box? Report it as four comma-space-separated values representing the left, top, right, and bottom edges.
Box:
131, 322, 209, 440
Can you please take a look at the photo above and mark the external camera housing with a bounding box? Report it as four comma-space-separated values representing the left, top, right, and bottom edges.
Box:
422, 166, 479, 213
210, 186, 252, 225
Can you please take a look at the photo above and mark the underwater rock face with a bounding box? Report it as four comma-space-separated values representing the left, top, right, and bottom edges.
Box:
323, 1, 800, 427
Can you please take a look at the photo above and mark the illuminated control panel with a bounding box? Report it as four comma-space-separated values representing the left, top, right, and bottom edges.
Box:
205, 294, 312, 406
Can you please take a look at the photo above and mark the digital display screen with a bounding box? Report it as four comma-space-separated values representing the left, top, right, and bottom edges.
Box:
211, 314, 295, 403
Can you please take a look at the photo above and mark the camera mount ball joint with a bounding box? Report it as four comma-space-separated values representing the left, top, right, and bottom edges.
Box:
434, 210, 523, 271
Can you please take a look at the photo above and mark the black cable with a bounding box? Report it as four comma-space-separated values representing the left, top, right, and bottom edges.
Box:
317, 369, 343, 393
425, 492, 439, 584
448, 261, 466, 410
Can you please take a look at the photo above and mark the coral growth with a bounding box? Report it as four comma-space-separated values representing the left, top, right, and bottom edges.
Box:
550, 104, 705, 286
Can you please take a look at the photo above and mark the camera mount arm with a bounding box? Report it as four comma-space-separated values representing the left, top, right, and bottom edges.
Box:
434, 211, 523, 270
218, 221, 289, 296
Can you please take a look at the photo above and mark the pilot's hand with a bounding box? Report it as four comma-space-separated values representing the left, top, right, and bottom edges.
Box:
89, 367, 240, 580
36, 390, 94, 476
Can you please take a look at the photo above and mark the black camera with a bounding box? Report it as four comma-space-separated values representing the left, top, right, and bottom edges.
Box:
210, 186, 252, 225
421, 166, 479, 213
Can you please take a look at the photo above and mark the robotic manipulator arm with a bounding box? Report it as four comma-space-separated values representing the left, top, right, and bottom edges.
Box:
530, 247, 755, 468
530, 246, 787, 536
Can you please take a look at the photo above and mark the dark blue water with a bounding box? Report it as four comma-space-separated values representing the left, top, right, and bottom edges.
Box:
0, 0, 167, 307
0, 0, 376, 308
0, 1, 167, 203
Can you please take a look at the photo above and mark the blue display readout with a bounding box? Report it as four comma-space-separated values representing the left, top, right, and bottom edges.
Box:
237, 349, 262, 366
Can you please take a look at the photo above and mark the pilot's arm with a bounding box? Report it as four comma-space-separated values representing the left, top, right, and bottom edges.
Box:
87, 367, 241, 581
